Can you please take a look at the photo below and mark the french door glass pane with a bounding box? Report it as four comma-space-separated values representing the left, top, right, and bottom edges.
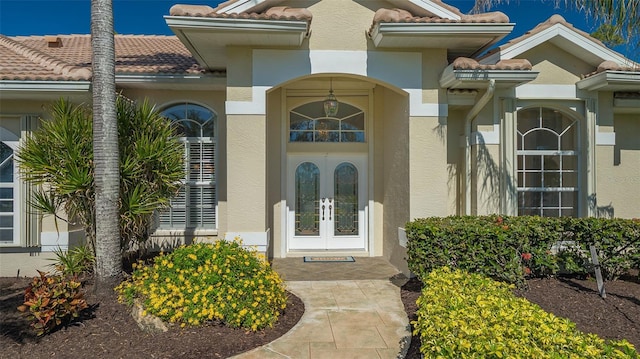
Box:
295, 163, 320, 236
334, 163, 358, 236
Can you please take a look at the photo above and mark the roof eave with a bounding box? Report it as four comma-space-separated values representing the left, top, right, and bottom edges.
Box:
0, 80, 91, 92
371, 22, 513, 58
165, 15, 309, 70
0, 80, 91, 100
440, 67, 539, 89
165, 15, 309, 35
115, 73, 226, 91
577, 71, 640, 91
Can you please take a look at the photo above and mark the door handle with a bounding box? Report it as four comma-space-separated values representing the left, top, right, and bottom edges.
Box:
328, 198, 333, 221
321, 198, 325, 220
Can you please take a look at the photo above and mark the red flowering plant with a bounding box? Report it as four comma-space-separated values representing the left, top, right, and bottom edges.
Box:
521, 252, 533, 277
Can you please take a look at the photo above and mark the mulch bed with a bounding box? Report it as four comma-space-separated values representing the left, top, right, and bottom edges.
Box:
0, 276, 304, 359
401, 274, 640, 359
3, 273, 639, 359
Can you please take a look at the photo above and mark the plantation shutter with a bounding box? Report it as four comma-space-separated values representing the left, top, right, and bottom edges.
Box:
158, 103, 216, 230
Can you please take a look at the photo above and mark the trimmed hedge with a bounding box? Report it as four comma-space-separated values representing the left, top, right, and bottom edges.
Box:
413, 267, 638, 358
406, 216, 640, 286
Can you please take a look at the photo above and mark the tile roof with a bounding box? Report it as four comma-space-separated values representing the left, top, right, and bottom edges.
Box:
369, 7, 509, 37
480, 15, 640, 78
169, 5, 312, 22
0, 34, 206, 81
453, 57, 532, 70
371, 7, 509, 25
581, 60, 640, 79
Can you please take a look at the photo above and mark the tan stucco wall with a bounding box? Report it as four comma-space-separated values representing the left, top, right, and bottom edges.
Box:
226, 46, 253, 101
409, 114, 450, 218
0, 251, 58, 277
226, 114, 267, 232
446, 108, 465, 215
422, 49, 448, 104
266, 88, 284, 258
375, 86, 411, 273
304, 0, 386, 51
521, 43, 592, 85
595, 113, 640, 219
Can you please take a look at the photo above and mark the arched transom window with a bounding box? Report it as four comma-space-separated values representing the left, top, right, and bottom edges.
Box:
517, 107, 578, 217
289, 101, 365, 143
159, 103, 217, 229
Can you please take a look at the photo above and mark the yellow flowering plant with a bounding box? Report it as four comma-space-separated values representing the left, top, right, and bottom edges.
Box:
115, 239, 287, 331
413, 267, 638, 358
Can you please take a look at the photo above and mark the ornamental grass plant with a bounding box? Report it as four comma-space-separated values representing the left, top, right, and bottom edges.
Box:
413, 267, 638, 358
115, 240, 287, 331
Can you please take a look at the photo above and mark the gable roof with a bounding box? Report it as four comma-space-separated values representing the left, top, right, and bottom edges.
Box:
211, 0, 463, 19
0, 34, 207, 82
480, 14, 633, 67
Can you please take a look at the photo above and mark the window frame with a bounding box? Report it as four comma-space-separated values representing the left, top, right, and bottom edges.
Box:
157, 102, 218, 231
289, 100, 366, 143
515, 106, 580, 217
0, 128, 20, 246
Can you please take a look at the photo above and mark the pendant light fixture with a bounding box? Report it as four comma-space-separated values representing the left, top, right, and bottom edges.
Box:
323, 78, 339, 117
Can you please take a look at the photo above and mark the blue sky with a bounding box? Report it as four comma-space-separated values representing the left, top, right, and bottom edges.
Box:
0, 0, 634, 60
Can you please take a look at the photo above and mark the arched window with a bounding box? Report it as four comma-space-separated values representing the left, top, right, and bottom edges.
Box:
517, 107, 578, 217
158, 103, 217, 229
289, 101, 365, 142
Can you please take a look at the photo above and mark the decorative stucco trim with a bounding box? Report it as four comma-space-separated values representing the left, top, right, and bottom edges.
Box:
225, 230, 269, 253
595, 126, 616, 146
470, 125, 500, 145
515, 84, 577, 99
226, 86, 270, 115
40, 232, 69, 251
230, 49, 447, 116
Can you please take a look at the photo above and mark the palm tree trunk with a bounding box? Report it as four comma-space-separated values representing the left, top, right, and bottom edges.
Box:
91, 0, 122, 280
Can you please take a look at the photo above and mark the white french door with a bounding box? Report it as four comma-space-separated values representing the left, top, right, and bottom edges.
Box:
287, 154, 367, 250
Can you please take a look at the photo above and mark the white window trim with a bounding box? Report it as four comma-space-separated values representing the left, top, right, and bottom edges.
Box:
515, 107, 581, 217
0, 140, 20, 246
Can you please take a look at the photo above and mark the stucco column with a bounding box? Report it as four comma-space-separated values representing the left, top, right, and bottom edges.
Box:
585, 98, 597, 217
224, 46, 270, 252
501, 97, 517, 215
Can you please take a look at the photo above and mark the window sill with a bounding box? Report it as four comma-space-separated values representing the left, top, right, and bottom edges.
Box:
152, 229, 219, 238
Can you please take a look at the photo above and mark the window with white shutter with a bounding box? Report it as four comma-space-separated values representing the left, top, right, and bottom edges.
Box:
158, 103, 217, 230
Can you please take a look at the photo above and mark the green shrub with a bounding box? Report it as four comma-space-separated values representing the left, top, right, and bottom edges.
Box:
17, 271, 88, 336
17, 97, 184, 254
115, 240, 287, 331
565, 218, 640, 280
49, 245, 95, 277
406, 216, 561, 286
413, 267, 637, 358
406, 216, 640, 285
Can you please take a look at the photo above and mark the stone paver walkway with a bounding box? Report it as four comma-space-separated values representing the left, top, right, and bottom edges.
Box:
231, 279, 410, 359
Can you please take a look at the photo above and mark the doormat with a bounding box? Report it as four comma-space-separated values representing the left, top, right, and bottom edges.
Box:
303, 256, 355, 263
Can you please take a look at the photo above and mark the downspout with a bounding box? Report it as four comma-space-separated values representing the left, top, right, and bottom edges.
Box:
464, 79, 496, 215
